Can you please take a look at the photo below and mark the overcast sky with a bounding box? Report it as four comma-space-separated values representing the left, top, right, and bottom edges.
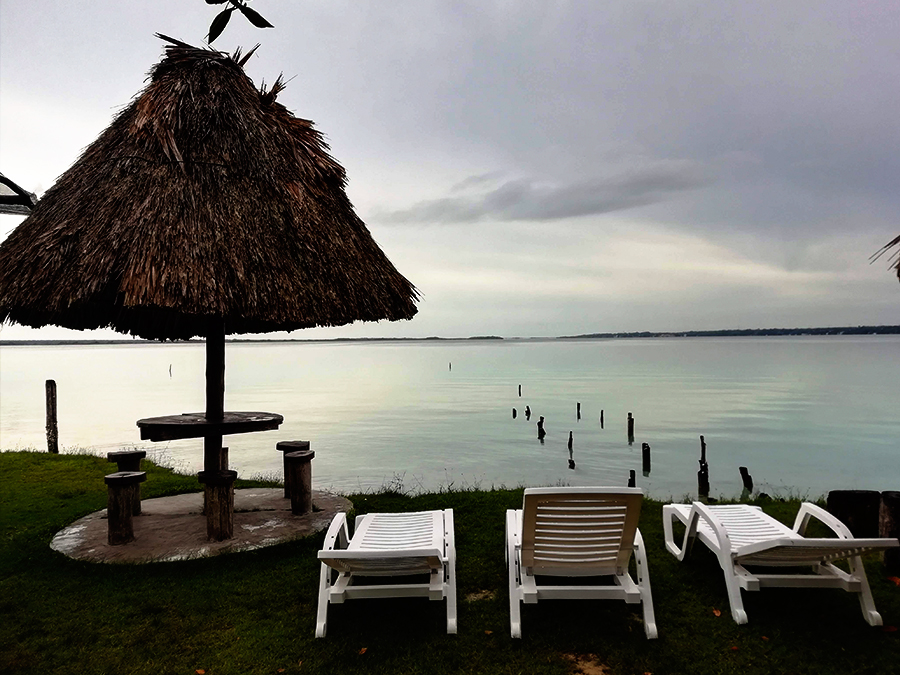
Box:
1, 1, 898, 340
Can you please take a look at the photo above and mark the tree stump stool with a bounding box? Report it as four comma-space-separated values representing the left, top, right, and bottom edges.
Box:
276, 440, 310, 498
198, 470, 237, 541
880, 491, 900, 574
284, 449, 315, 515
107, 450, 147, 514
105, 471, 146, 545
826, 490, 881, 537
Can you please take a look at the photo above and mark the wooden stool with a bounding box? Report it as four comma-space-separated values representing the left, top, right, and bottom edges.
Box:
881, 491, 900, 574
198, 470, 237, 541
107, 450, 146, 514
276, 441, 310, 498
105, 471, 146, 545
284, 449, 315, 515
827, 490, 881, 538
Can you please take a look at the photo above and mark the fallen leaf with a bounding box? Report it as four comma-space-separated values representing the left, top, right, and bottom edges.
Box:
278, 670, 285, 673
888, 577, 900, 587
762, 636, 769, 641
485, 630, 493, 635
730, 646, 739, 651
883, 625, 898, 633
712, 608, 722, 617
196, 671, 205, 675
359, 647, 367, 655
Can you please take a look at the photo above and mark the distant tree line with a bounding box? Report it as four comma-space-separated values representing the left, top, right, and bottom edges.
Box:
561, 325, 900, 339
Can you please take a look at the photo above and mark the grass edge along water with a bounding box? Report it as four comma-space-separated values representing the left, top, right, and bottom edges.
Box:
1, 450, 898, 675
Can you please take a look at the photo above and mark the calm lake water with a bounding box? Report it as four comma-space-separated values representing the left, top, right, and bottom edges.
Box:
1, 336, 898, 498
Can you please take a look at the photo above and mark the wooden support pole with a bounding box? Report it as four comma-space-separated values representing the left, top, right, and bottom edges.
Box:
512, 408, 517, 419
827, 490, 881, 538
518, 384, 522, 397
525, 406, 531, 420
537, 416, 546, 441
45, 379, 58, 454
203, 319, 226, 473
576, 402, 581, 420
627, 412, 634, 443
567, 431, 573, 452
880, 491, 900, 574
628, 470, 636, 488
199, 470, 237, 541
600, 409, 604, 429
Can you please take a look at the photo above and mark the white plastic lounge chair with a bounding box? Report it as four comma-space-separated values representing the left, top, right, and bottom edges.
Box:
663, 501, 899, 626
316, 509, 457, 637
506, 487, 657, 639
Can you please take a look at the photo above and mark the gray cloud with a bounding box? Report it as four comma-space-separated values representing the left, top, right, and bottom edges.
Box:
380, 161, 708, 224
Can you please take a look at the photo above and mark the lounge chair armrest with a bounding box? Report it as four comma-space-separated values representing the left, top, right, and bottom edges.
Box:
793, 502, 853, 539
666, 501, 734, 560
321, 512, 350, 553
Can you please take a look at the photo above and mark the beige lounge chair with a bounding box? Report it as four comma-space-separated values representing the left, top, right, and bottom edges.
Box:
316, 509, 457, 637
506, 487, 657, 639
663, 501, 899, 625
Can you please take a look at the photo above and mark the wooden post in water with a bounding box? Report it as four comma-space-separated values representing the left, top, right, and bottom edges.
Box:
628, 470, 636, 488
739, 467, 753, 493
600, 409, 604, 429
576, 402, 581, 420
627, 412, 634, 443
525, 405, 531, 420
45, 379, 58, 454
697, 435, 710, 501
641, 442, 651, 476
537, 416, 546, 441
567, 431, 573, 452
880, 491, 900, 574
518, 384, 522, 397
512, 408, 517, 419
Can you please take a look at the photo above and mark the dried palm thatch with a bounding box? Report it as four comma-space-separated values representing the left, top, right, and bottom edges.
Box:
0, 37, 417, 340
0, 173, 37, 216
872, 234, 900, 282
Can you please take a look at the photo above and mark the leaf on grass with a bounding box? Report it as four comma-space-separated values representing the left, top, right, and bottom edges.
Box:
359, 647, 367, 655
485, 630, 493, 635
729, 646, 739, 651
712, 608, 721, 617
762, 636, 769, 641
883, 625, 898, 633
888, 576, 900, 587
196, 671, 205, 675
278, 670, 285, 673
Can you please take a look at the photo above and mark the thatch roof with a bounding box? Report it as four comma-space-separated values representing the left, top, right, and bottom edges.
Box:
0, 38, 417, 340
0, 173, 37, 216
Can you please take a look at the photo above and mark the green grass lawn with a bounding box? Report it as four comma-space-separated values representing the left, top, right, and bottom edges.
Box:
1, 450, 897, 674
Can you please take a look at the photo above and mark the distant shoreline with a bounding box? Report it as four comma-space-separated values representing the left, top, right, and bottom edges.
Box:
1, 324, 899, 346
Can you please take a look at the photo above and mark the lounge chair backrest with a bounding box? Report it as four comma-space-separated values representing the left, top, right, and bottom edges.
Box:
521, 487, 643, 576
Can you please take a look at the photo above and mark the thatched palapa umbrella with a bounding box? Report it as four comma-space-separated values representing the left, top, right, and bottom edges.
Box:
0, 37, 417, 537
